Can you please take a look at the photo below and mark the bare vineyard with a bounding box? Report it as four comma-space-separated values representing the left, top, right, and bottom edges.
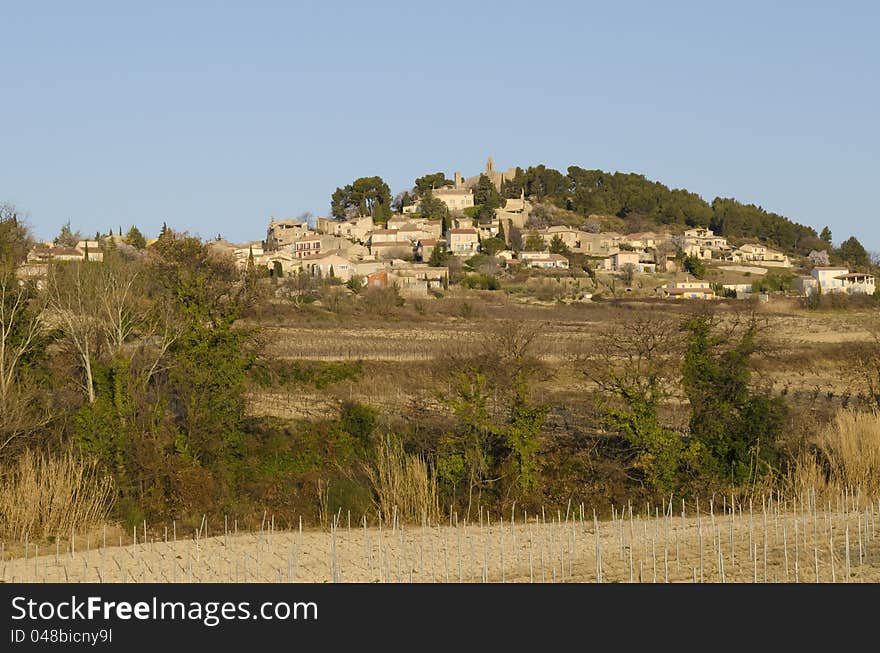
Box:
4, 489, 879, 583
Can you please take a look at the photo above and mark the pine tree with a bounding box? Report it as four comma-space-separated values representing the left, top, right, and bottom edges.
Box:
820, 226, 832, 244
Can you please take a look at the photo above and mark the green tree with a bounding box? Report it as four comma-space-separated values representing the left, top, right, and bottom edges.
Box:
331, 176, 392, 222
480, 236, 506, 256
0, 204, 32, 268
124, 226, 147, 250
417, 191, 449, 222
681, 312, 787, 485
54, 221, 81, 248
508, 225, 523, 252
837, 236, 869, 268
428, 241, 450, 267
820, 226, 832, 244
587, 316, 692, 494
150, 233, 258, 503
682, 254, 706, 278
473, 174, 501, 215
346, 274, 365, 294
548, 235, 570, 255
436, 323, 547, 509
620, 263, 638, 286
524, 232, 546, 251
414, 172, 451, 195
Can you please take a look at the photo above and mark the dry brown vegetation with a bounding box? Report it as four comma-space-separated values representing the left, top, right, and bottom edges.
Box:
790, 410, 880, 498
0, 449, 114, 541
365, 435, 440, 525
251, 296, 879, 421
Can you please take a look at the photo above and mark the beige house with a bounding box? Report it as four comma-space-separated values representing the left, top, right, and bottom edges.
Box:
599, 250, 656, 274
834, 272, 876, 295
494, 194, 532, 235
622, 232, 668, 250
802, 266, 876, 296
370, 241, 413, 260
524, 253, 569, 270
387, 263, 448, 296
340, 242, 370, 259
75, 241, 103, 262
431, 186, 474, 213
354, 260, 386, 277
421, 220, 444, 239
291, 234, 323, 259
387, 215, 411, 229
576, 232, 622, 256
265, 249, 302, 275
450, 215, 475, 230
477, 220, 501, 241
301, 252, 356, 281
662, 279, 715, 300
729, 243, 792, 267
316, 215, 374, 242
416, 239, 437, 261
26, 242, 103, 264
683, 227, 728, 259
232, 242, 265, 269
266, 218, 312, 250
396, 223, 431, 243
538, 226, 580, 249
446, 228, 479, 256
368, 229, 401, 245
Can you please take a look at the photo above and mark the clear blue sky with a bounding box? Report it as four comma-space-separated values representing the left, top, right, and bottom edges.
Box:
2, 1, 878, 250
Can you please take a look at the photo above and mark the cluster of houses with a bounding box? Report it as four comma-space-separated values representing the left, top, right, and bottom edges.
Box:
11, 157, 875, 302
16, 239, 105, 286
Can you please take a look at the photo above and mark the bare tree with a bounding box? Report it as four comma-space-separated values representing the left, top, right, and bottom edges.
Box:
0, 271, 51, 456
46, 262, 102, 403
653, 240, 676, 272
138, 294, 183, 385
583, 311, 684, 410
853, 319, 880, 408
620, 263, 639, 286
98, 256, 141, 355
0, 272, 44, 409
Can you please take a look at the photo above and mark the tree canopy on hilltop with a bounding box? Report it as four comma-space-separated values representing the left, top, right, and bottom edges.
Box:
494, 163, 820, 254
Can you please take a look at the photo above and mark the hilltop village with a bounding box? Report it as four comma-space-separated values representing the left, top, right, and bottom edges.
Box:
12, 158, 877, 304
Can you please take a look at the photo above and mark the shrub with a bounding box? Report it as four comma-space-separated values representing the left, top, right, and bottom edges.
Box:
365, 435, 439, 524
461, 273, 501, 290
0, 450, 114, 540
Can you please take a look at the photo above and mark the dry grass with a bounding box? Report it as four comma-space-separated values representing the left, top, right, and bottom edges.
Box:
819, 409, 880, 495
0, 449, 114, 541
365, 435, 439, 525
790, 409, 880, 498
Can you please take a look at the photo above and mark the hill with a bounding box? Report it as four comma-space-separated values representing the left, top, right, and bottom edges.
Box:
500, 165, 828, 255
